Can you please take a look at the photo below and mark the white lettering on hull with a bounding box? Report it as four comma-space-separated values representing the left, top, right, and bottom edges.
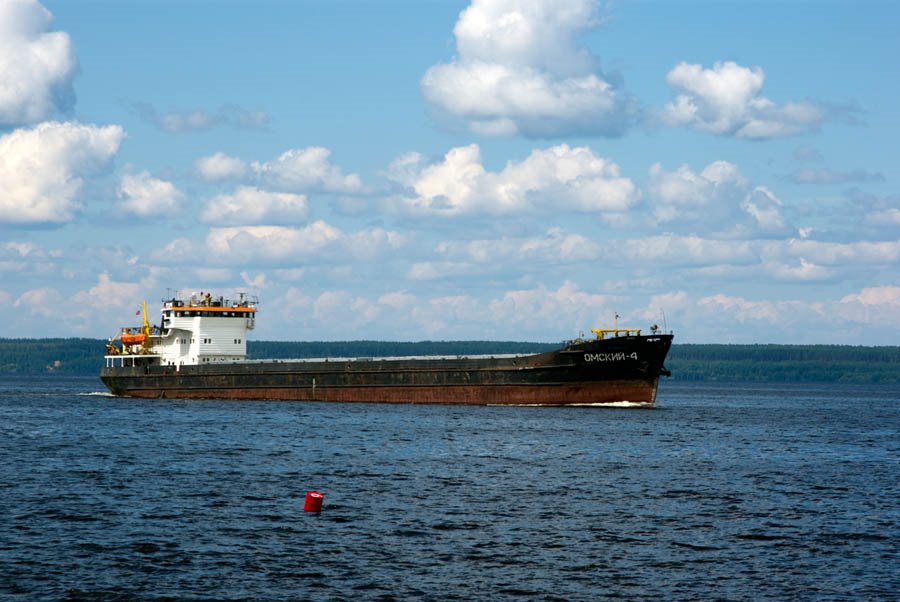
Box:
584, 352, 638, 362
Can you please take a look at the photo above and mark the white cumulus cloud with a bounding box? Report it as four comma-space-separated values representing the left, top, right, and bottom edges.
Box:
0, 121, 125, 225
206, 223, 342, 264
865, 208, 900, 227
697, 293, 789, 323
439, 227, 600, 263
648, 160, 746, 215
421, 0, 632, 137
196, 147, 363, 194
388, 144, 638, 217
117, 171, 184, 217
408, 228, 601, 281
763, 258, 832, 282
647, 160, 791, 236
201, 186, 309, 226
618, 235, 757, 268
193, 222, 405, 266
661, 61, 827, 139
195, 152, 248, 181
251, 147, 363, 194
71, 272, 145, 313
780, 239, 900, 267
741, 186, 788, 234
488, 281, 617, 336
0, 241, 54, 275
270, 282, 626, 341
0, 0, 77, 125
840, 286, 900, 307
13, 286, 65, 318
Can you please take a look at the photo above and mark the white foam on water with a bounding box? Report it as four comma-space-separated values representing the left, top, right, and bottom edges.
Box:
568, 401, 653, 408
490, 401, 653, 408
79, 391, 116, 397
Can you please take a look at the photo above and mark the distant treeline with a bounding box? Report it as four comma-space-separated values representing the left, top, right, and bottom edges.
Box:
669, 344, 900, 383
0, 338, 106, 375
1, 338, 899, 384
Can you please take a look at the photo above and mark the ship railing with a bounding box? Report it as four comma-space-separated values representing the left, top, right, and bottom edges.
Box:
591, 328, 642, 340
120, 325, 165, 335
163, 292, 259, 309
104, 353, 162, 368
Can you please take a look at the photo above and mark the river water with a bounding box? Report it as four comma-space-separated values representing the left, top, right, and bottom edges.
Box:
1, 376, 898, 601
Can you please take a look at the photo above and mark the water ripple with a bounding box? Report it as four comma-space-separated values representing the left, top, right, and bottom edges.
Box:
0, 377, 898, 600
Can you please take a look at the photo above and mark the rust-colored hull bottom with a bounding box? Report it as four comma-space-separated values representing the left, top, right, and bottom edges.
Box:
110, 381, 659, 406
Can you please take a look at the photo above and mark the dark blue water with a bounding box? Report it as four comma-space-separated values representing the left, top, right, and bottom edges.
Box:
1, 376, 898, 601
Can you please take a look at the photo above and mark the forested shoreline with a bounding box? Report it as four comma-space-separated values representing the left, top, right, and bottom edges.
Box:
1, 338, 899, 384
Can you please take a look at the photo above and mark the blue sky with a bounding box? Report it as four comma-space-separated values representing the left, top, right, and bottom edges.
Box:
2, 0, 899, 344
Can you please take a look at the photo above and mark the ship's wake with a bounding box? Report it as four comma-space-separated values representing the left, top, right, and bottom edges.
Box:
493, 401, 653, 408
570, 401, 653, 408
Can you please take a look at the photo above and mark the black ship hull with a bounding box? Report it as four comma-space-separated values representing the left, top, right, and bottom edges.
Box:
101, 334, 673, 405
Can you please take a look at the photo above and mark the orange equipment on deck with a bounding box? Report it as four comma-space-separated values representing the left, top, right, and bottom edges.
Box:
120, 331, 148, 345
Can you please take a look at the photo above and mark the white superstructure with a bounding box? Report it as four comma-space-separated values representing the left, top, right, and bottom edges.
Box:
104, 291, 257, 369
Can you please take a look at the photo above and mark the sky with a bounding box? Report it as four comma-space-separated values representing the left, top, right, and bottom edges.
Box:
1, 0, 899, 344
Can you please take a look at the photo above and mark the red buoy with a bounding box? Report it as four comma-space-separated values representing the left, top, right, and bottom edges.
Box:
304, 491, 325, 513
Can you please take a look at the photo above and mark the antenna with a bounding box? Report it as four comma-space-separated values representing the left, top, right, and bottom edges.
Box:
660, 308, 668, 334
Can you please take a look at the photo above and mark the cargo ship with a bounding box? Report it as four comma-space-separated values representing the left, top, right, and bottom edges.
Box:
101, 291, 673, 405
